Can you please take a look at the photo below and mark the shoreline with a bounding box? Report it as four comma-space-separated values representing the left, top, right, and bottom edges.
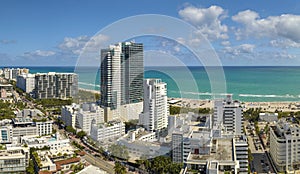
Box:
168, 97, 300, 112
77, 88, 300, 112
79, 88, 100, 94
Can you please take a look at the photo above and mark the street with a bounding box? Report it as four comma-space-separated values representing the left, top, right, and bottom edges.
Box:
83, 153, 115, 174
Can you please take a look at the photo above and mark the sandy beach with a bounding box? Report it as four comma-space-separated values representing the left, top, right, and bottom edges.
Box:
77, 89, 300, 113
168, 98, 300, 112
79, 88, 100, 94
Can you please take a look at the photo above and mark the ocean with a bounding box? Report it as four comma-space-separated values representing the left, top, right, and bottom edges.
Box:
5, 66, 300, 102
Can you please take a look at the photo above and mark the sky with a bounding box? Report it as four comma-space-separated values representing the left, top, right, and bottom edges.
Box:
1, 0, 300, 66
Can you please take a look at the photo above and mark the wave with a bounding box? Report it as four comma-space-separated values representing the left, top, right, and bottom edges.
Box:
169, 90, 299, 99
239, 94, 297, 98
78, 82, 100, 88
170, 90, 231, 96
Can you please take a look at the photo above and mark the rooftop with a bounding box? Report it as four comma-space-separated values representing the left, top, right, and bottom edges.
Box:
188, 138, 233, 162
77, 165, 107, 174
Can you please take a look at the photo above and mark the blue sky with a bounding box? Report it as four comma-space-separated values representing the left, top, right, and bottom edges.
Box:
1, 0, 300, 66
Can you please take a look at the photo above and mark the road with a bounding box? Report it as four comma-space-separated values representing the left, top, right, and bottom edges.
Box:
245, 122, 275, 173
83, 153, 114, 174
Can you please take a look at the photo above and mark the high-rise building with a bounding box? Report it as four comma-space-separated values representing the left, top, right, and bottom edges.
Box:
100, 42, 143, 108
16, 73, 35, 93
34, 72, 78, 99
121, 42, 144, 104
100, 42, 143, 121
139, 79, 168, 132
213, 95, 243, 135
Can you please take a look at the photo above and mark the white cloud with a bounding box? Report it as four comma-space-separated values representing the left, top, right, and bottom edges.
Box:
58, 34, 109, 55
274, 51, 296, 59
270, 39, 300, 48
232, 10, 300, 43
221, 41, 230, 46
58, 35, 89, 55
23, 50, 55, 57
179, 5, 228, 41
224, 44, 255, 56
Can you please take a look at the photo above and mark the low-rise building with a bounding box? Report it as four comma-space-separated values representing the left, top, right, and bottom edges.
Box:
36, 120, 53, 136
22, 133, 70, 150
0, 147, 28, 173
270, 119, 300, 173
76, 103, 104, 134
16, 109, 44, 117
77, 165, 108, 174
259, 112, 278, 122
0, 126, 13, 143
0, 84, 13, 97
12, 117, 53, 137
32, 147, 79, 174
117, 127, 169, 160
90, 120, 125, 142
171, 116, 248, 174
61, 103, 79, 128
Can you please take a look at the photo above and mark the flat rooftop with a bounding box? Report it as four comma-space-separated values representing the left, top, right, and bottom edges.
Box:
13, 117, 33, 124
188, 138, 233, 161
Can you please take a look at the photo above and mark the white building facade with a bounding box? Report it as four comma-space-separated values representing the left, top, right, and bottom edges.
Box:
61, 103, 79, 128
139, 79, 168, 132
16, 73, 35, 93
270, 119, 300, 173
90, 120, 125, 142
36, 121, 53, 136
76, 103, 104, 134
213, 95, 243, 135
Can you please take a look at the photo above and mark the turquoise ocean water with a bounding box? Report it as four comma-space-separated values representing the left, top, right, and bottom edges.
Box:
6, 66, 300, 102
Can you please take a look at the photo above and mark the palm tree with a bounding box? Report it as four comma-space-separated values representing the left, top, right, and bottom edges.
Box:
114, 161, 126, 174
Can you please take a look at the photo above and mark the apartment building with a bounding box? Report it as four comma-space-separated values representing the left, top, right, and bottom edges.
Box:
34, 72, 78, 99
139, 79, 168, 132
16, 73, 35, 93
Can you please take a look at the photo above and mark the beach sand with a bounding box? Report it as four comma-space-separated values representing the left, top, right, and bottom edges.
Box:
168, 98, 300, 112
79, 88, 100, 94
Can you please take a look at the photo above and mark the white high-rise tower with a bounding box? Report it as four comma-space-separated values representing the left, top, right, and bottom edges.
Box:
139, 79, 168, 132
213, 95, 243, 135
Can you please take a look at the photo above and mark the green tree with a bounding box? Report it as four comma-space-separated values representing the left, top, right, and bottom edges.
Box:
114, 161, 126, 174
26, 159, 35, 174
66, 126, 76, 134
76, 131, 87, 139
140, 156, 182, 174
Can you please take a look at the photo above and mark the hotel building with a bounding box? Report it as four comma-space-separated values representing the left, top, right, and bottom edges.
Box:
213, 95, 243, 135
76, 103, 105, 134
90, 120, 125, 142
100, 42, 143, 121
139, 79, 168, 132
